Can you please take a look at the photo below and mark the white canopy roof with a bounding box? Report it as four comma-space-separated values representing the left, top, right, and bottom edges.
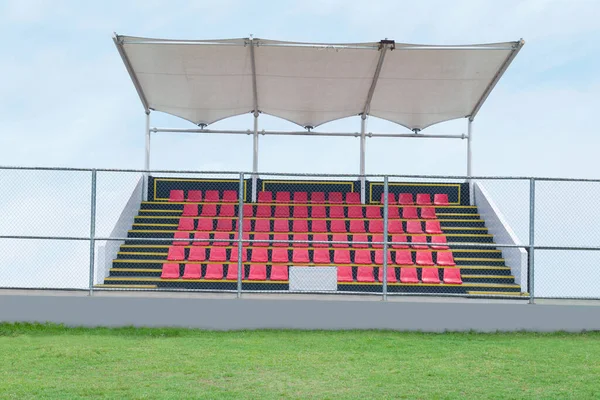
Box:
114, 35, 523, 130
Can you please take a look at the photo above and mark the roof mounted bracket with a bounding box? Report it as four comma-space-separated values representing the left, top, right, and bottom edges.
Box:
412, 128, 421, 134
305, 126, 314, 132
198, 123, 207, 130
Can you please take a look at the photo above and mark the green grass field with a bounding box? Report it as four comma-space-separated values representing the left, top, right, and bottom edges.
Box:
1, 324, 599, 399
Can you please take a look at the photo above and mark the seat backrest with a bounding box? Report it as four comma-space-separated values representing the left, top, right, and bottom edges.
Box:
187, 190, 202, 202
346, 192, 360, 204
330, 220, 347, 233
254, 219, 271, 232
310, 192, 326, 203
196, 218, 213, 232
252, 233, 270, 247
275, 192, 291, 203
167, 246, 185, 261
416, 251, 434, 265
204, 190, 220, 202
169, 190, 184, 202
222, 190, 238, 202
293, 192, 308, 203
402, 206, 419, 219
257, 191, 273, 203
182, 204, 198, 217
311, 220, 328, 232
395, 250, 413, 265
293, 219, 309, 233
416, 193, 432, 205
328, 192, 343, 204
398, 193, 414, 205
380, 193, 396, 204
349, 220, 365, 233
433, 193, 449, 205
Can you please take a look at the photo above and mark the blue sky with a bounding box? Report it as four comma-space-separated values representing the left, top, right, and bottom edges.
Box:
1, 0, 599, 177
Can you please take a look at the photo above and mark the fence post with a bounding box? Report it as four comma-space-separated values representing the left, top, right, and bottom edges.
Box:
88, 169, 97, 296
237, 172, 245, 298
382, 176, 389, 301
528, 178, 535, 304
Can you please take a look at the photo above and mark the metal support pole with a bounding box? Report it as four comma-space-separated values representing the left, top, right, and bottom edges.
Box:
467, 118, 474, 205
360, 117, 366, 204
143, 112, 150, 201
252, 114, 259, 203
382, 176, 389, 301
88, 169, 97, 296
237, 172, 245, 298
528, 178, 535, 304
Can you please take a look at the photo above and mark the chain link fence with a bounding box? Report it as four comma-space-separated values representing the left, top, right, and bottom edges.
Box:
1, 166, 600, 300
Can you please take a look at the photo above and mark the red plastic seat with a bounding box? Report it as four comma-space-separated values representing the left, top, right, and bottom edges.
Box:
416, 251, 435, 266
204, 190, 220, 202
347, 206, 363, 218
395, 250, 414, 266
416, 193, 432, 205
331, 220, 347, 233
311, 192, 326, 203
332, 234, 349, 248
204, 264, 224, 279
312, 220, 328, 233
434, 193, 449, 206
251, 248, 268, 263
182, 204, 198, 217
311, 206, 327, 218
398, 193, 414, 205
365, 207, 381, 219
275, 192, 291, 203
388, 220, 404, 234
182, 264, 201, 279
406, 221, 423, 234
173, 232, 190, 246
252, 233, 270, 247
243, 204, 254, 217
235, 219, 251, 232
232, 232, 250, 246
226, 265, 238, 280
212, 232, 230, 247
292, 234, 309, 247
351, 234, 368, 248
178, 218, 195, 231
293, 206, 308, 218
292, 249, 310, 263
346, 192, 361, 204
368, 220, 383, 233
248, 264, 267, 280
187, 190, 202, 202
425, 221, 443, 234
169, 190, 184, 202
420, 207, 437, 219
270, 265, 289, 281
443, 268, 462, 284
411, 235, 428, 249
402, 206, 418, 219
387, 207, 400, 219
191, 232, 209, 246
357, 267, 375, 282
436, 252, 456, 266
219, 204, 235, 217
271, 248, 289, 263
196, 218, 213, 232
400, 267, 419, 283
378, 266, 397, 282
201, 204, 217, 217
381, 193, 396, 204
222, 190, 237, 203
161, 263, 180, 279
349, 220, 365, 233
229, 248, 247, 262
188, 247, 206, 262
293, 219, 309, 233
328, 192, 343, 204
354, 250, 372, 265
337, 266, 354, 282
431, 235, 449, 250
329, 206, 345, 219
421, 268, 440, 283
209, 248, 227, 262
313, 249, 331, 264
254, 219, 271, 233
216, 219, 233, 232
272, 233, 289, 247
391, 235, 409, 249
334, 249, 351, 264
311, 233, 329, 248
371, 234, 384, 249
167, 246, 185, 261
293, 192, 308, 203
258, 191, 272, 203
273, 219, 289, 233
255, 205, 272, 218
375, 250, 392, 265
274, 206, 290, 218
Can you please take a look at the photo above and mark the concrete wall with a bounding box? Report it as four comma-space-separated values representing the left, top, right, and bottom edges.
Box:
1, 293, 599, 332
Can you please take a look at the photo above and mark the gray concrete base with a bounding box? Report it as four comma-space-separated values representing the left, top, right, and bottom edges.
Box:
1, 291, 599, 332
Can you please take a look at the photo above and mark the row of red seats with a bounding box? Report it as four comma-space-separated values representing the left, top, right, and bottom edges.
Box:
181, 204, 438, 219
166, 246, 456, 266
177, 218, 443, 234
173, 232, 449, 249
161, 263, 462, 284
169, 190, 450, 206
